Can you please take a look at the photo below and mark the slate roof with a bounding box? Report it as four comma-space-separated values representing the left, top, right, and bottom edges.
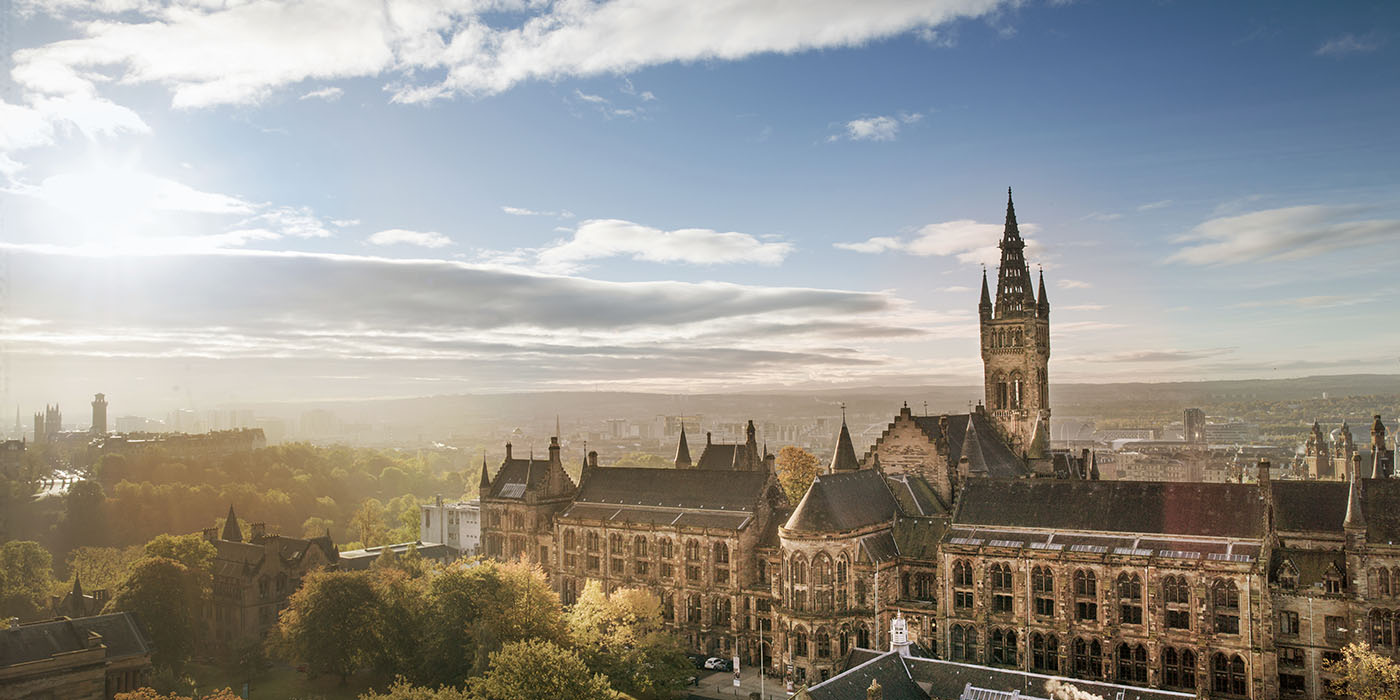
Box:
803, 650, 928, 700
1270, 547, 1347, 589
695, 443, 756, 470
886, 474, 949, 517
954, 479, 1267, 539
573, 466, 768, 511
0, 612, 151, 667
786, 468, 897, 534
829, 420, 861, 472
893, 517, 947, 561
488, 457, 556, 499
1270, 479, 1400, 543
910, 414, 1027, 478
905, 655, 1193, 700
338, 542, 455, 571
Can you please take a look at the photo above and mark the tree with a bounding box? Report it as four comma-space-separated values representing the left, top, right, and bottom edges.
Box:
419, 559, 568, 685
301, 516, 335, 539
106, 557, 203, 670
357, 678, 473, 700
144, 534, 217, 573
617, 452, 669, 468
567, 582, 690, 699
350, 498, 387, 547
0, 540, 55, 620
61, 479, 109, 550
776, 446, 821, 503
1323, 643, 1400, 700
63, 545, 143, 597
115, 688, 240, 700
275, 569, 382, 683
370, 568, 429, 677
469, 640, 616, 700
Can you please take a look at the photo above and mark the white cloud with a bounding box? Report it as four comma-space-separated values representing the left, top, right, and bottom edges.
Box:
1137, 199, 1171, 211
14, 0, 1017, 112
300, 86, 344, 101
1316, 33, 1382, 56
937, 285, 972, 292
842, 116, 900, 141
1082, 211, 1121, 222
502, 205, 574, 218
367, 229, 453, 248
837, 219, 1043, 266
538, 219, 793, 271
1057, 279, 1091, 289
1168, 204, 1400, 265
1059, 304, 1105, 311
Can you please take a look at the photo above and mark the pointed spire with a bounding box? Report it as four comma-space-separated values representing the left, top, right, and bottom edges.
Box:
221, 504, 242, 542
479, 454, 491, 489
1037, 267, 1049, 318
1028, 416, 1049, 459
674, 423, 692, 468
1089, 451, 1101, 481
1004, 187, 1019, 237
993, 188, 1034, 317
1345, 459, 1366, 530
829, 415, 860, 472
979, 266, 992, 315
960, 417, 988, 474
71, 573, 84, 601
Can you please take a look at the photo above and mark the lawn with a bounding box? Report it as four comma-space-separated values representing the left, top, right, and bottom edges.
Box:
187, 662, 393, 700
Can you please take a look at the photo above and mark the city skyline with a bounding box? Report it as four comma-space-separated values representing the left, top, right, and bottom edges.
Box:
2, 1, 1399, 413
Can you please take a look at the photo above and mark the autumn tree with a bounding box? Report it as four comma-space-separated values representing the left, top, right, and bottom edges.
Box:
350, 497, 388, 547
115, 688, 240, 700
776, 446, 821, 503
1323, 643, 1400, 700
566, 581, 690, 699
275, 569, 382, 683
371, 568, 429, 677
469, 640, 616, 700
357, 678, 473, 700
105, 557, 204, 670
0, 540, 55, 620
65, 545, 143, 594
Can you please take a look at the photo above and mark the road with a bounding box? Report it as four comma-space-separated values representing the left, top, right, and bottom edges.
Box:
685, 669, 794, 700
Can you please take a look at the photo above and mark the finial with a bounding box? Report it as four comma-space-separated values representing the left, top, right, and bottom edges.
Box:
840, 402, 847, 421
922, 401, 928, 416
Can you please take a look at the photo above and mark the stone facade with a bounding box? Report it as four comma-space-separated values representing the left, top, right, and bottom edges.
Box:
0, 613, 152, 700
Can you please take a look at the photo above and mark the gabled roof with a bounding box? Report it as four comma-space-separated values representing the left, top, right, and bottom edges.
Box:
786, 468, 897, 534
909, 413, 1027, 478
1270, 547, 1346, 589
488, 457, 554, 499
955, 479, 1266, 539
803, 650, 927, 700
695, 443, 744, 470
574, 466, 768, 512
0, 612, 151, 666
1270, 479, 1400, 542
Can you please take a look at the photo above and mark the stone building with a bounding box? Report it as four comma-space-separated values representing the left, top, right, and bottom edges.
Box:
200, 506, 338, 656
0, 612, 152, 700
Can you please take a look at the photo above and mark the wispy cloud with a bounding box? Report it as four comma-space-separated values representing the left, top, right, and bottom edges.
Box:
502, 206, 574, 218
538, 219, 793, 272
1059, 304, 1105, 311
1233, 294, 1379, 310
299, 86, 344, 101
831, 111, 924, 142
836, 220, 1043, 266
1168, 204, 1400, 265
1073, 347, 1237, 363
1057, 279, 1091, 289
1315, 33, 1382, 56
1081, 211, 1121, 222
1137, 199, 1172, 211
367, 229, 453, 248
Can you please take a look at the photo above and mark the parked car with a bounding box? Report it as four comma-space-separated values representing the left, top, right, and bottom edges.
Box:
687, 653, 708, 669
703, 657, 731, 672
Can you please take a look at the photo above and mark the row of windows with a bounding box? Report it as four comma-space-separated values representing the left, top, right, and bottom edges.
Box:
946, 630, 1244, 695
562, 530, 724, 564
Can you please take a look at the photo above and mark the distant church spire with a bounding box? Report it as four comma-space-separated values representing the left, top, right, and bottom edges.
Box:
979, 266, 992, 318
479, 454, 491, 490
222, 504, 242, 542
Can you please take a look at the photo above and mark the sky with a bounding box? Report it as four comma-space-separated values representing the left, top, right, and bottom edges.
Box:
1, 0, 1399, 416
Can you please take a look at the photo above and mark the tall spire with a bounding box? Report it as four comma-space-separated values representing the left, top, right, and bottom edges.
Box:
1037, 267, 1049, 318
994, 187, 1034, 317
828, 414, 860, 473
674, 422, 692, 468
979, 266, 992, 317
479, 454, 491, 490
1344, 459, 1365, 530
221, 504, 242, 542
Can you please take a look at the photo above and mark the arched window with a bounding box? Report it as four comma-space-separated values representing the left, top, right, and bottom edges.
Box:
791, 554, 808, 585
1377, 568, 1392, 596
1163, 574, 1190, 629
660, 590, 674, 623
712, 596, 731, 627
1072, 638, 1102, 679
1116, 643, 1147, 684
815, 629, 831, 658
1371, 609, 1397, 647
686, 593, 702, 624
856, 623, 870, 650
714, 542, 730, 585
953, 559, 974, 611
1074, 570, 1098, 621
1031, 633, 1059, 672
951, 625, 977, 661
813, 554, 834, 611
685, 538, 700, 561
1009, 371, 1024, 408
1212, 653, 1247, 695
990, 628, 1017, 666
1032, 566, 1055, 617
793, 628, 808, 658
563, 529, 577, 551
586, 531, 600, 551
1213, 579, 1240, 634
989, 563, 1013, 612
1162, 647, 1196, 690
658, 538, 673, 559
633, 535, 648, 557
1117, 572, 1143, 625
915, 573, 936, 601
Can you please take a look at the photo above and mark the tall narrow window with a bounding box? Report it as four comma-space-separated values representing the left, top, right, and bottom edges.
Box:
1032, 566, 1055, 617
990, 563, 1014, 613
1163, 575, 1191, 629
1031, 633, 1059, 672
1212, 579, 1240, 634
953, 559, 974, 612
1074, 570, 1098, 621
1117, 572, 1142, 625
714, 542, 731, 585
990, 628, 1017, 666
1116, 643, 1147, 684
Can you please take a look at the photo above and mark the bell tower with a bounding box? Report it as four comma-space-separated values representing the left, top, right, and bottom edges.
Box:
979, 188, 1051, 454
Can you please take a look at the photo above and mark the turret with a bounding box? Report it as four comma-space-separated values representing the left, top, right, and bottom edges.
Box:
828, 415, 860, 473
478, 455, 491, 498
1037, 268, 1049, 319
979, 268, 992, 320
1344, 455, 1366, 546
674, 423, 692, 469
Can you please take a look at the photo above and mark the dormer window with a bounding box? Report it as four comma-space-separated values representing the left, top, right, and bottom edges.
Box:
1277, 560, 1298, 591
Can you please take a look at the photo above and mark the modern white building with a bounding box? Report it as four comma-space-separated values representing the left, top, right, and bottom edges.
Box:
419, 497, 481, 556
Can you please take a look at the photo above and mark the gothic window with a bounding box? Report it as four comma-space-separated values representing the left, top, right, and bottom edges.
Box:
685, 538, 700, 561
1324, 564, 1344, 594
813, 554, 834, 611
793, 628, 808, 658
1117, 572, 1143, 625
953, 559, 974, 611
658, 538, 673, 559
1073, 570, 1097, 621
1279, 610, 1299, 636
1116, 643, 1147, 684
1030, 633, 1059, 672
951, 624, 977, 662
1212, 653, 1247, 696
714, 542, 731, 585
563, 529, 577, 551
856, 623, 870, 649
914, 573, 936, 602
661, 590, 674, 623
1212, 579, 1240, 634
511, 512, 524, 530
836, 556, 849, 609
712, 597, 731, 627
1009, 372, 1024, 409
586, 531, 600, 552
990, 628, 1017, 666
632, 535, 648, 577
685, 539, 702, 581
610, 533, 625, 574
815, 629, 831, 658
1013, 329, 1022, 346
1372, 609, 1397, 647
989, 563, 1013, 613
1377, 568, 1392, 596
1071, 638, 1103, 679
1162, 574, 1190, 629
1032, 566, 1055, 617
1162, 647, 1197, 690
686, 594, 702, 624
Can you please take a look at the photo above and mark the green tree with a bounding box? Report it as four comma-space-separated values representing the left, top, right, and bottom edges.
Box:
106, 557, 203, 670
275, 569, 382, 683
469, 640, 616, 700
350, 498, 387, 547
0, 540, 55, 620
144, 533, 217, 573
61, 479, 109, 550
63, 545, 143, 596
302, 516, 335, 539
1323, 643, 1400, 700
566, 581, 690, 699
370, 568, 429, 678
419, 559, 567, 685
357, 678, 473, 700
776, 445, 821, 503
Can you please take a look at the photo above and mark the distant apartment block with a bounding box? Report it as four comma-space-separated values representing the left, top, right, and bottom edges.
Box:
419, 496, 482, 557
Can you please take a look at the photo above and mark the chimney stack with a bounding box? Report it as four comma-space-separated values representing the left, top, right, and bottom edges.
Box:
587, 450, 598, 468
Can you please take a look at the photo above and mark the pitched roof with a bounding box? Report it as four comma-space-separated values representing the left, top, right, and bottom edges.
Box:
1270, 479, 1400, 542
910, 413, 1027, 478
0, 612, 151, 667
222, 504, 242, 542
786, 468, 897, 534
696, 443, 745, 470
905, 655, 1193, 700
488, 457, 553, 499
803, 650, 928, 700
885, 474, 949, 518
955, 479, 1266, 539
674, 426, 692, 467
1270, 547, 1346, 589
893, 517, 947, 561
573, 466, 768, 512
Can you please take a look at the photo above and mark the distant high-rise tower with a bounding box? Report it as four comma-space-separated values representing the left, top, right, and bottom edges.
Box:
979, 188, 1051, 454
91, 393, 108, 435
33, 411, 44, 443
1184, 408, 1206, 444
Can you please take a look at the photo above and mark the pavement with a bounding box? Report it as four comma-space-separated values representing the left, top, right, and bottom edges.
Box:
685, 669, 794, 700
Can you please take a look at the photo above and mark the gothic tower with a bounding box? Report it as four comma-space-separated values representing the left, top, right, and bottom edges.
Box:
979, 188, 1050, 454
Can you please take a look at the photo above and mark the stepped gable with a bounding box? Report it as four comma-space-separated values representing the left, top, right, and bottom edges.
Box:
955, 479, 1266, 539
785, 468, 897, 534
910, 413, 1027, 477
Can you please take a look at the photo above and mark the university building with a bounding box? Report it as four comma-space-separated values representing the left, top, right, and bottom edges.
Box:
477, 191, 1400, 699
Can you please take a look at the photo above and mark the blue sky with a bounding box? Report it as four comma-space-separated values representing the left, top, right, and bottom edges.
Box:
1, 0, 1398, 414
